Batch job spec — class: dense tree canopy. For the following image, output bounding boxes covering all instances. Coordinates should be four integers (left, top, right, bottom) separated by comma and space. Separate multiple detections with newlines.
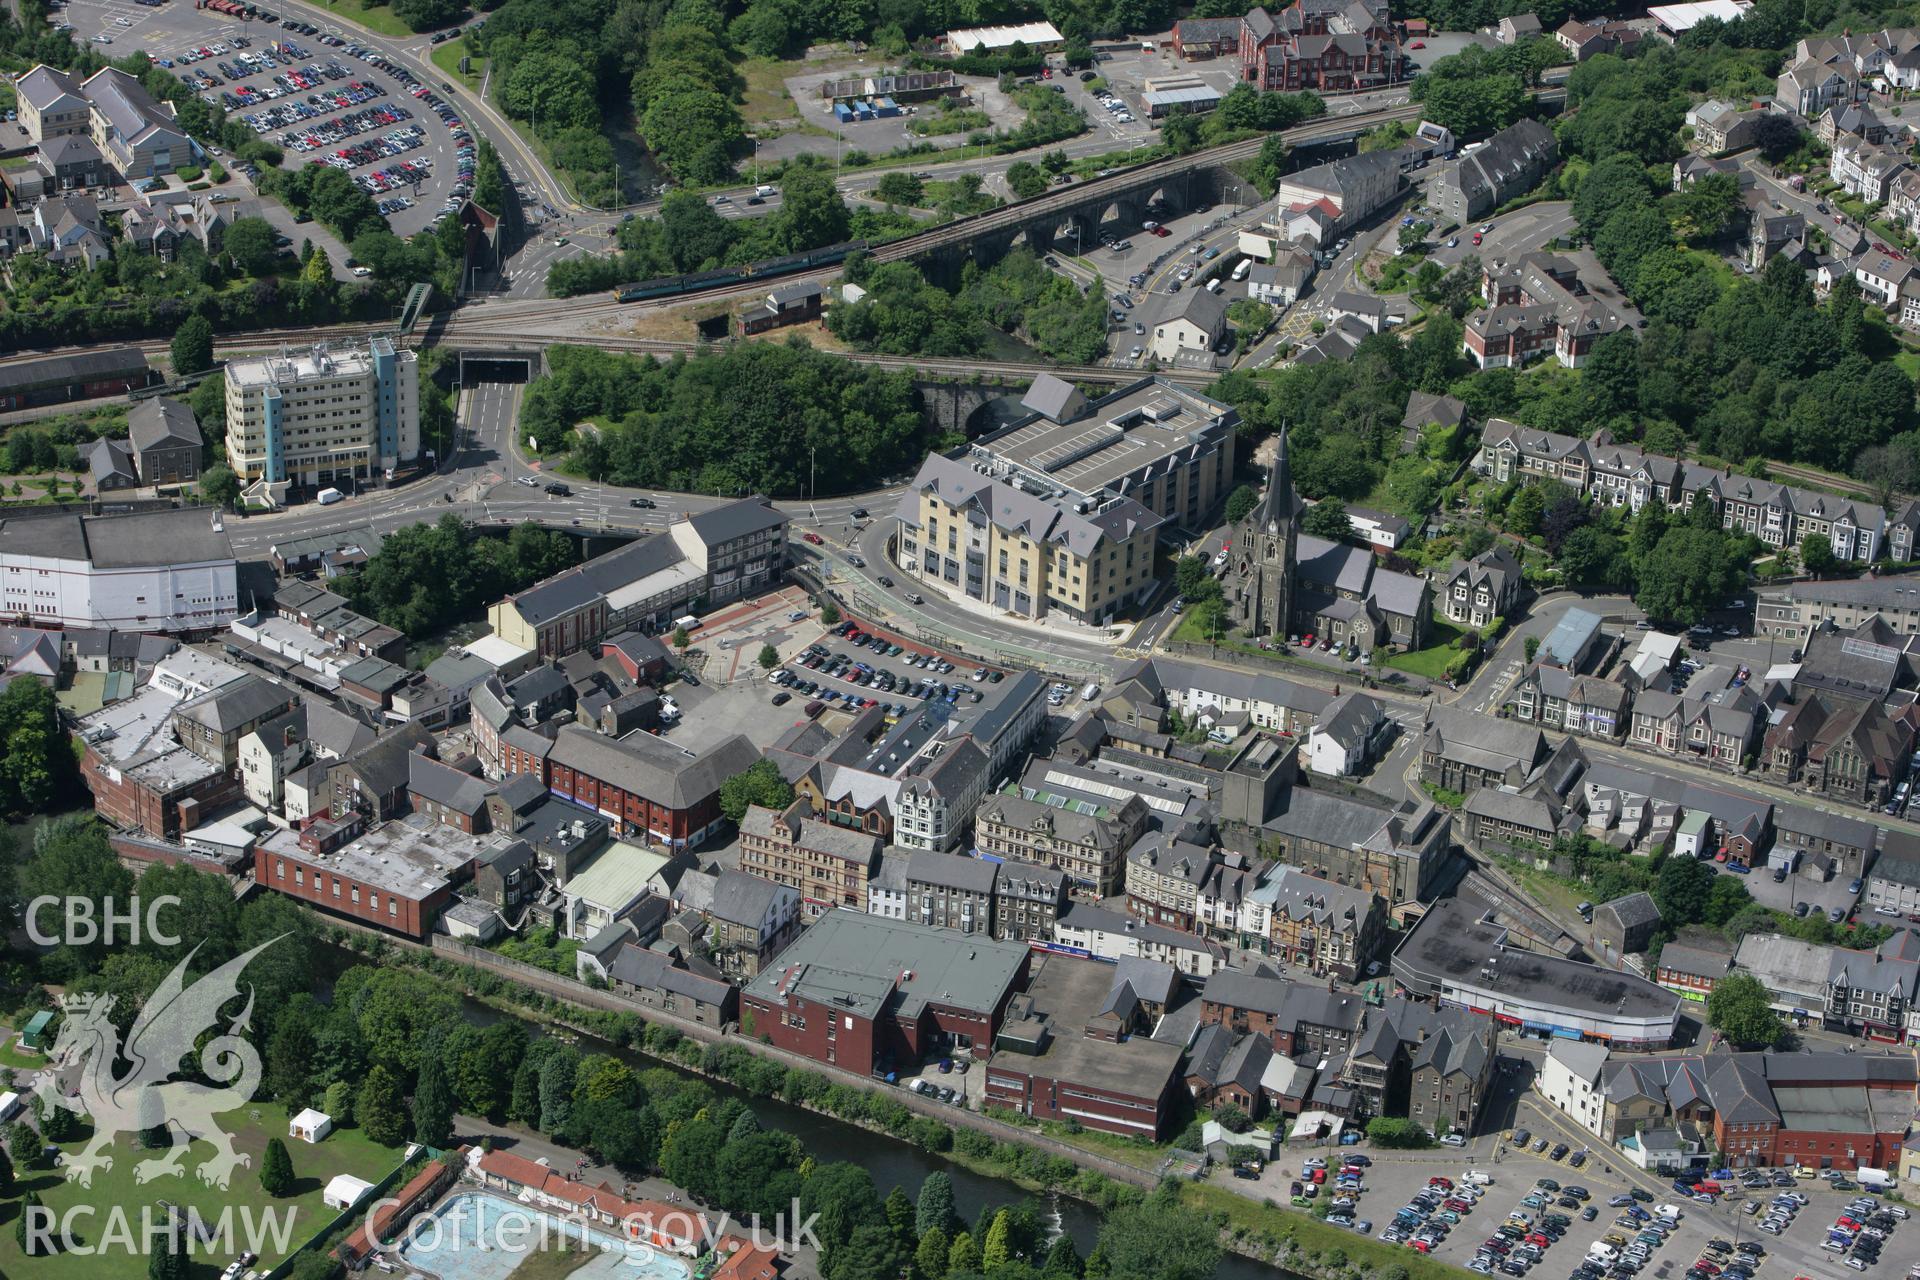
340, 514, 579, 638
528, 341, 930, 496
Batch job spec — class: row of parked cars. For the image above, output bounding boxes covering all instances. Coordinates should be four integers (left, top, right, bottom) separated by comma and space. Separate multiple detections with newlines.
283, 102, 413, 151
1382, 1167, 1486, 1256
1584, 1197, 1684, 1278
1823, 1195, 1905, 1270
314, 126, 424, 172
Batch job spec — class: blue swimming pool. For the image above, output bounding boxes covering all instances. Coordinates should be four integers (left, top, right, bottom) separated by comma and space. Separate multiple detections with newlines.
395, 1190, 693, 1280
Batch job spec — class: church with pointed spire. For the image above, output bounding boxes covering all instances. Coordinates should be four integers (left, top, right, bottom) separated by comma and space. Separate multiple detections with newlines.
1221, 429, 1434, 650
1226, 429, 1301, 638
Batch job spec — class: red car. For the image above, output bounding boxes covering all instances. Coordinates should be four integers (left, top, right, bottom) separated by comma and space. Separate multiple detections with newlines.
802, 532, 823, 545
1410, 38, 1425, 46
1430, 1177, 1454, 1190
1152, 226, 1170, 236
1311, 1168, 1328, 1184
1445, 1198, 1472, 1213
1409, 1240, 1431, 1253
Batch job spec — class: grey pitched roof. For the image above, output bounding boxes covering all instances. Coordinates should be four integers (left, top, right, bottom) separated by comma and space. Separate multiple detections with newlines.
550, 726, 759, 810
15, 65, 83, 112
1159, 282, 1228, 336
507, 536, 687, 626
684, 496, 786, 547
905, 849, 999, 894
86, 437, 136, 486
1202, 969, 1290, 1016
1773, 801, 1876, 849
1185, 1021, 1234, 1083
128, 397, 201, 453
1600, 891, 1662, 930
1368, 567, 1426, 619
608, 943, 733, 1005
706, 870, 788, 929
174, 673, 292, 733
409, 753, 491, 814
1657, 942, 1731, 981
1019, 372, 1088, 423
82, 67, 183, 148
305, 700, 376, 758
343, 720, 436, 795
1298, 533, 1373, 594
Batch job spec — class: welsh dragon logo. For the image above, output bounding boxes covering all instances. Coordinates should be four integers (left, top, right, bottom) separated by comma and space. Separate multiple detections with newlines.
35, 939, 279, 1190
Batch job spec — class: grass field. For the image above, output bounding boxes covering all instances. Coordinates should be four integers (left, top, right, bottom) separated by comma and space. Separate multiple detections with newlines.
431, 38, 485, 93
302, 0, 414, 38
0, 1101, 400, 1280
1385, 619, 1467, 680
738, 56, 802, 125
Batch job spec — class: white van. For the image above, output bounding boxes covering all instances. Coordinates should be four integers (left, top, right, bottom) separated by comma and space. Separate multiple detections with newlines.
316, 487, 344, 505
756, 184, 775, 197
672, 614, 701, 631
1206, 278, 1223, 293
1080, 681, 1100, 702
1231, 259, 1251, 281
1463, 1170, 1493, 1186
1587, 1244, 1618, 1263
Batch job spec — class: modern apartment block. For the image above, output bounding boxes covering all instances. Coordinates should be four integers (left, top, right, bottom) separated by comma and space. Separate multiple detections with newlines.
896, 374, 1236, 625
223, 340, 420, 493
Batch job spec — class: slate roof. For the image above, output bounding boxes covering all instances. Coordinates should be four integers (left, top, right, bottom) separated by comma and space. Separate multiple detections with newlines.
608, 943, 733, 1006
706, 870, 789, 930
1159, 282, 1228, 336
174, 673, 292, 734
85, 437, 136, 488
684, 496, 786, 548
1657, 942, 1732, 981
128, 397, 201, 454
82, 67, 184, 148
551, 726, 759, 810
409, 753, 492, 814
1600, 891, 1662, 931
905, 849, 1000, 894
1313, 692, 1383, 752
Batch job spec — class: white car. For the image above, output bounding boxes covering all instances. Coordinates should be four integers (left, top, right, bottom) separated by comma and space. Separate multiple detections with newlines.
1440, 1134, 1467, 1147
350, 265, 372, 277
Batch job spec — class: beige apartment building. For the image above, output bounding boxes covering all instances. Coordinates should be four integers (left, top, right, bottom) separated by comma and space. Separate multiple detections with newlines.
896, 374, 1237, 625
224, 340, 419, 494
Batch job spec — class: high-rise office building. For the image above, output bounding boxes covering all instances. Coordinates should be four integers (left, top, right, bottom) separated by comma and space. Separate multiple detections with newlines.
224, 339, 419, 490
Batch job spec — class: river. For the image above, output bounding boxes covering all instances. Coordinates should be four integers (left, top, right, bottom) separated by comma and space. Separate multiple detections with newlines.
449, 994, 1291, 1280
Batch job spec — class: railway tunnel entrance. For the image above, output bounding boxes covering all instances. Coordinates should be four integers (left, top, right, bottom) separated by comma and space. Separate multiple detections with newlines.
455, 348, 541, 384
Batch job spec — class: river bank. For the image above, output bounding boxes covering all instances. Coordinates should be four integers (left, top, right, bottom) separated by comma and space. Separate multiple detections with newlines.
329, 929, 1469, 1280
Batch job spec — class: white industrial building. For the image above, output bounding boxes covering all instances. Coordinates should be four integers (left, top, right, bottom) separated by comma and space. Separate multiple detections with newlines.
0, 508, 237, 632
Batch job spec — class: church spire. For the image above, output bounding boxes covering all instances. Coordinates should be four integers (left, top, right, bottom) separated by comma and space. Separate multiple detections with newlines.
1258, 426, 1297, 532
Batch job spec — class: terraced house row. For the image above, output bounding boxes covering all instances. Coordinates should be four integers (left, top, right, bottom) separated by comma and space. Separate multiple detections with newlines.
1475, 419, 1889, 562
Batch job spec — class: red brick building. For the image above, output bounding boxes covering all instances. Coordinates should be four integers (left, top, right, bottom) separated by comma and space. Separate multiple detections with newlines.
742, 910, 1030, 1074
1653, 941, 1731, 1004
1605, 1049, 1917, 1171
520, 725, 760, 853
1238, 0, 1406, 93
984, 955, 1185, 1138
75, 684, 239, 838
254, 816, 473, 938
